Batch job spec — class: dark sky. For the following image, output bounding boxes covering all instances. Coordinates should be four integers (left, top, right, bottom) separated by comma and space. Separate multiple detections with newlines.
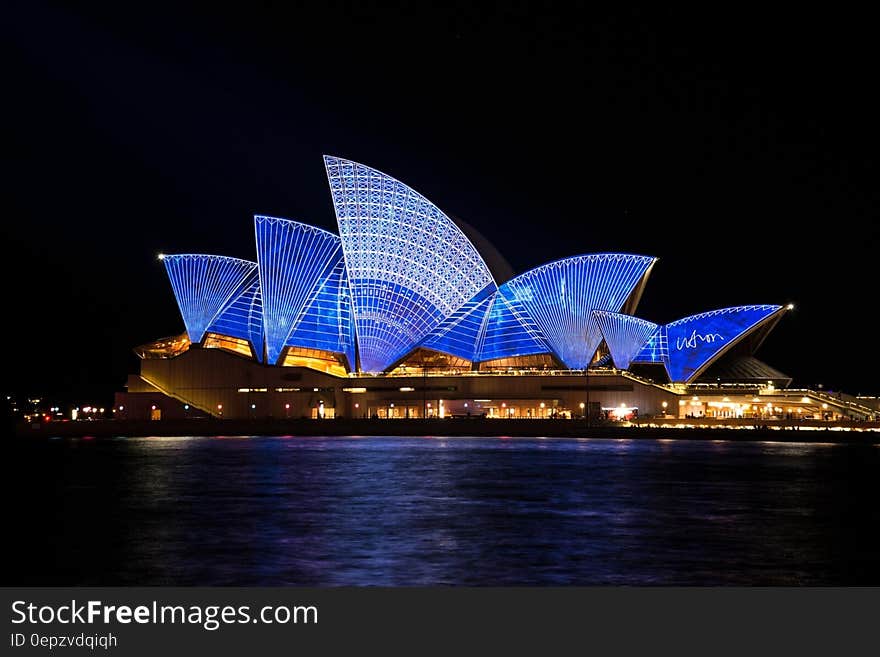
4, 2, 879, 403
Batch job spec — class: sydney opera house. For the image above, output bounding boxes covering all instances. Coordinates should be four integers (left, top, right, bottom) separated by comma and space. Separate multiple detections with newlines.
115, 156, 877, 423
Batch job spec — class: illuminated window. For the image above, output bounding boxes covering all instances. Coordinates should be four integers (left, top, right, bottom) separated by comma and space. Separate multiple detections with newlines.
203, 332, 254, 358
134, 333, 190, 359
387, 348, 472, 375
478, 353, 557, 371
280, 346, 348, 377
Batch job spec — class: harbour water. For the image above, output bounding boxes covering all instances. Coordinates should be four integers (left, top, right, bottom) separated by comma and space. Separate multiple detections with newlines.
7, 436, 880, 585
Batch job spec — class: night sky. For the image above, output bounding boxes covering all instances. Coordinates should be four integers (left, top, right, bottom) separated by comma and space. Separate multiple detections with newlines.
5, 3, 878, 405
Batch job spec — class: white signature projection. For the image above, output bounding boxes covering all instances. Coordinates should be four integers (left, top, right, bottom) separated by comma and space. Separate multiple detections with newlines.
676, 330, 724, 350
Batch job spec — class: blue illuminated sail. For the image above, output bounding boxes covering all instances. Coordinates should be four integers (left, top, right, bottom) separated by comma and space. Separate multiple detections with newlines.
420, 285, 495, 361
163, 254, 258, 344
477, 288, 552, 361
632, 326, 668, 365
324, 155, 495, 372
207, 274, 264, 361
284, 254, 356, 370
153, 158, 792, 384
664, 305, 784, 382
502, 254, 656, 369
255, 216, 343, 365
593, 311, 658, 370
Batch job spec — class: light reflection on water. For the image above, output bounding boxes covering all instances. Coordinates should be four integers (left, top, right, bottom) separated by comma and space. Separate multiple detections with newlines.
9, 436, 880, 586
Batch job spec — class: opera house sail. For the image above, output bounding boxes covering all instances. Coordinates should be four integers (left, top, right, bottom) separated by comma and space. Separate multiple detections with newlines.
118, 155, 854, 423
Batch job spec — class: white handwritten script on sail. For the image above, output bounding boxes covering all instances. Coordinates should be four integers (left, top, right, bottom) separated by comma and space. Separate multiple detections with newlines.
675, 329, 724, 351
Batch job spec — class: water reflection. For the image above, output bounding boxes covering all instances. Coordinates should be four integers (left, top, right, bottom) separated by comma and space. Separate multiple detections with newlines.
7, 436, 880, 585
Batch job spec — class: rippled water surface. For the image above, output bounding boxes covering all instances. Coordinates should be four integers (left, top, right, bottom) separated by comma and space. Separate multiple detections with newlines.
8, 436, 880, 585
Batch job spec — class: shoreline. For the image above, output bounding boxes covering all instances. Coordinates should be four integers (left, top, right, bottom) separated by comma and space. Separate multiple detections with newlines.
13, 417, 880, 444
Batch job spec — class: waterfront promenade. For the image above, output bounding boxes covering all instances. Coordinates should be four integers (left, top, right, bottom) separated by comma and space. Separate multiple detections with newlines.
14, 416, 880, 442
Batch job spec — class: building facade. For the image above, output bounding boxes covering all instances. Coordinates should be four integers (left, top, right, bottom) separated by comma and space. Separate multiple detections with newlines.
116, 156, 877, 423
